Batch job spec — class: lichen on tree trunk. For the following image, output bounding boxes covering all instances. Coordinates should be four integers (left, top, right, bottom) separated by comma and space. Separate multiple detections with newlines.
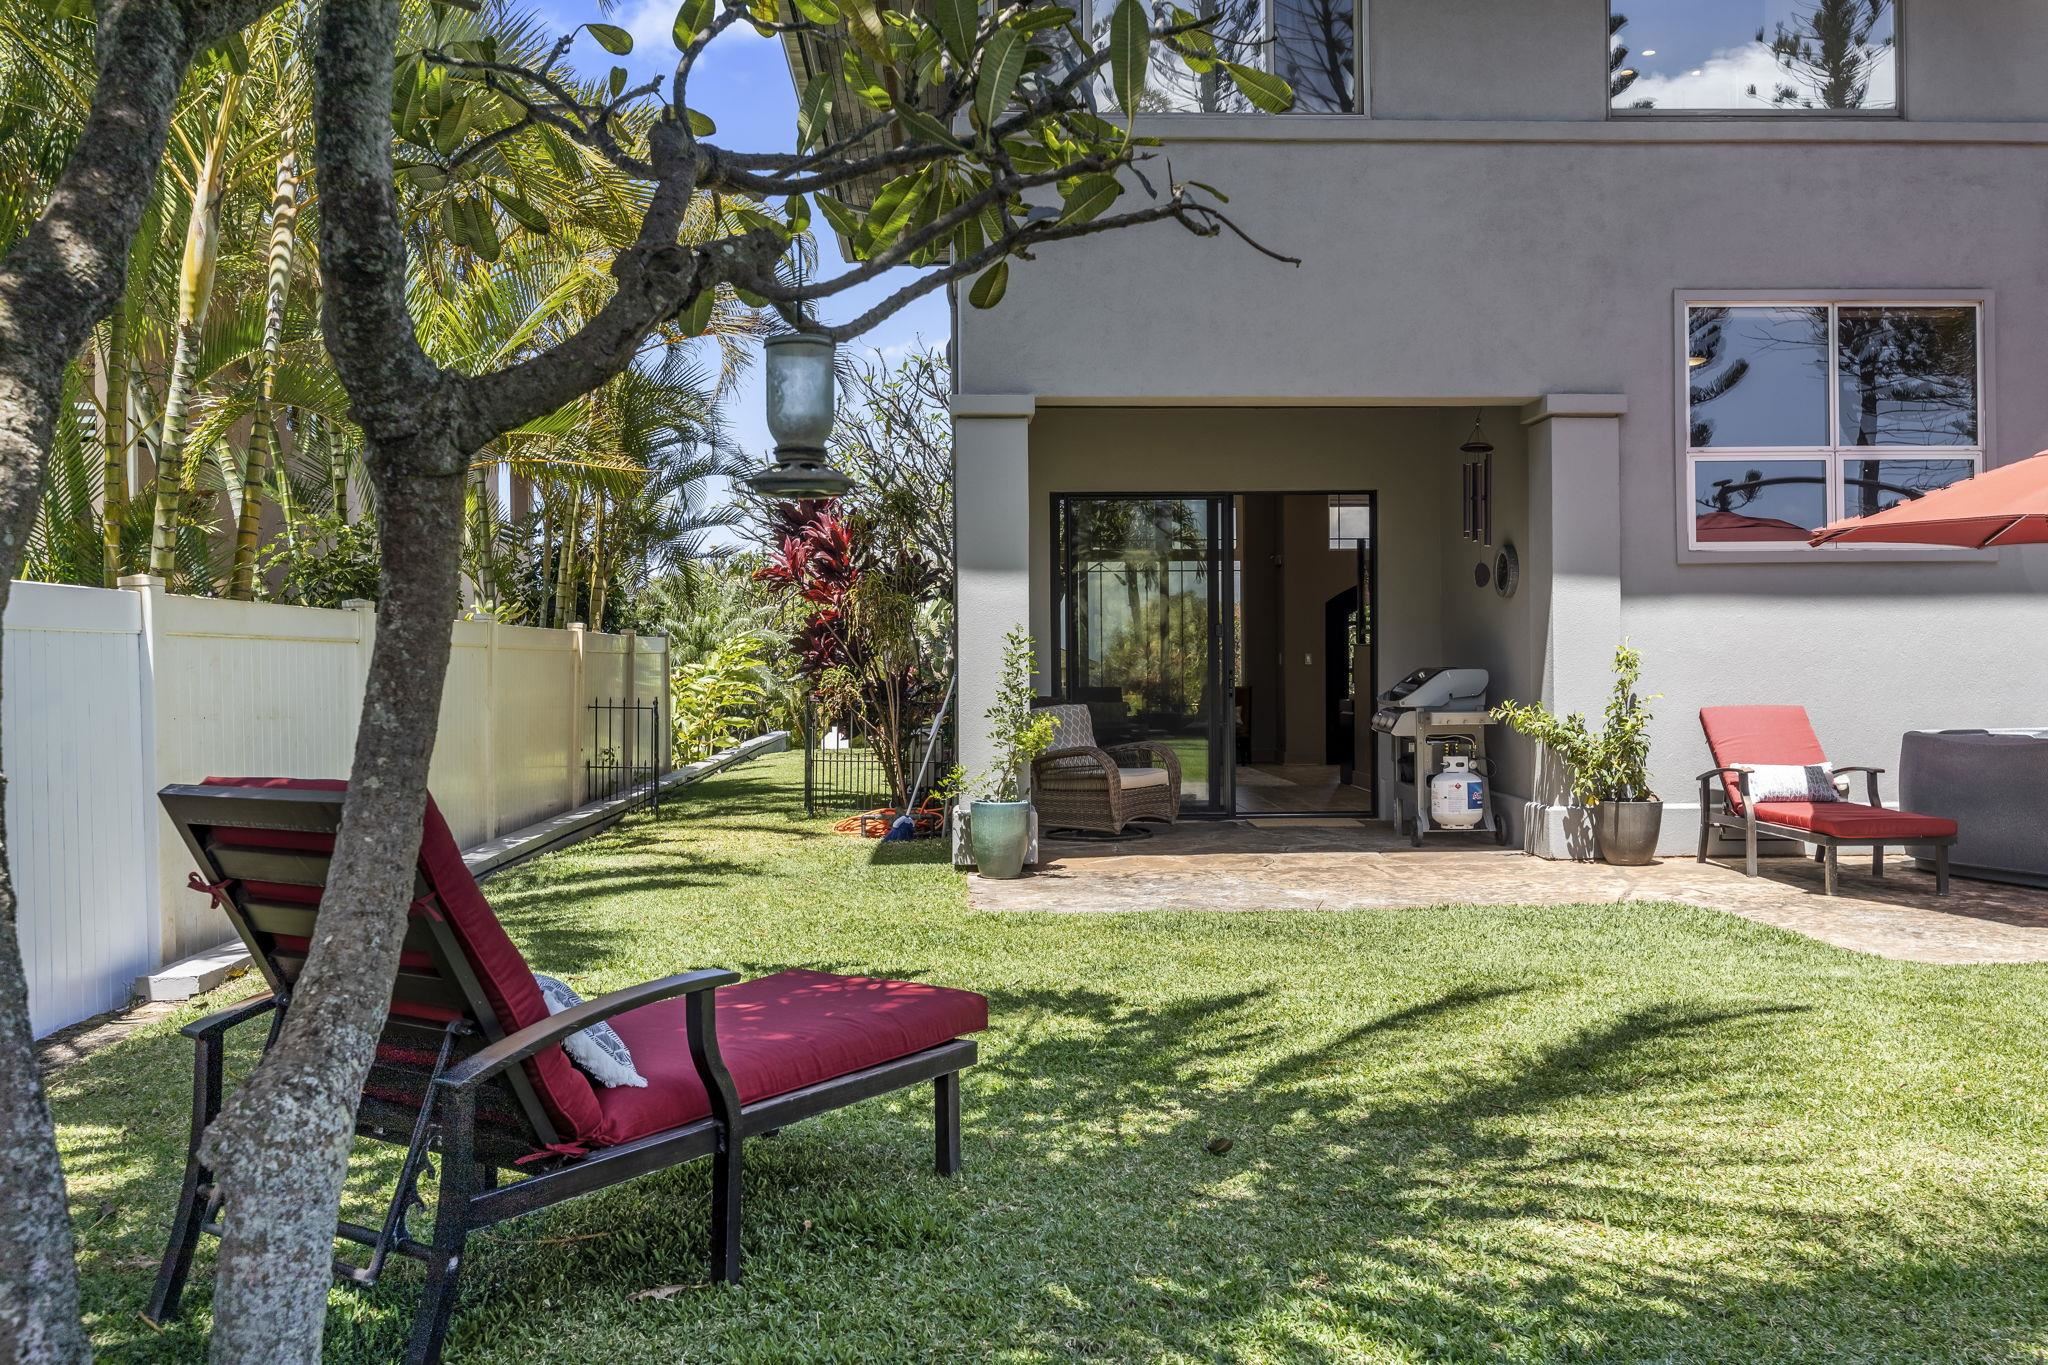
199, 452, 466, 1362
0, 1, 293, 1356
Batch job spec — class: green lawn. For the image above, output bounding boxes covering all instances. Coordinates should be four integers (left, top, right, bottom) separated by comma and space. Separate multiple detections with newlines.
55, 752, 2048, 1362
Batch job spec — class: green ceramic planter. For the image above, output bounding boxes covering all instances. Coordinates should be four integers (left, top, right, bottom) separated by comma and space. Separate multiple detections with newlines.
969, 800, 1032, 879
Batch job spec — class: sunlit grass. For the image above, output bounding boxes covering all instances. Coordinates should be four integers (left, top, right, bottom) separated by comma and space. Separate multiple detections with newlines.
55, 752, 2048, 1362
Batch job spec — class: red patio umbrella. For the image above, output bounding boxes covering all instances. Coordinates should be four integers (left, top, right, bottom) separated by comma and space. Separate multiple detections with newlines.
1810, 450, 2048, 548
1696, 509, 1813, 543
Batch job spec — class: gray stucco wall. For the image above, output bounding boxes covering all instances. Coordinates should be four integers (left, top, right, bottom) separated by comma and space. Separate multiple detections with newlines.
1371, 0, 1602, 121
1365, 0, 2048, 124
950, 4, 2048, 833
960, 138, 2048, 819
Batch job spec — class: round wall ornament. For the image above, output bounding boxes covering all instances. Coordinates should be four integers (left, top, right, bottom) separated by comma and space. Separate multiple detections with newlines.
1494, 542, 1520, 598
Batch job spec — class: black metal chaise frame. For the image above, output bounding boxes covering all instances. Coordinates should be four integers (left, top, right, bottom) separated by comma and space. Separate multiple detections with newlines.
144, 783, 976, 1364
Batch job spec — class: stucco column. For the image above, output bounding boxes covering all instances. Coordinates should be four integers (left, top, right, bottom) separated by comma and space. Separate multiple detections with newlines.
952, 393, 1037, 781
1520, 394, 1627, 859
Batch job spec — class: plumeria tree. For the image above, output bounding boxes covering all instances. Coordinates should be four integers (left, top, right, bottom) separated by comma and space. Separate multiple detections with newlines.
0, 0, 1297, 1358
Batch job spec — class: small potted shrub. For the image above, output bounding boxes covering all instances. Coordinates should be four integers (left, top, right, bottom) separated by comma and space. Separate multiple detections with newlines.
1492, 644, 1661, 865
965, 628, 1055, 879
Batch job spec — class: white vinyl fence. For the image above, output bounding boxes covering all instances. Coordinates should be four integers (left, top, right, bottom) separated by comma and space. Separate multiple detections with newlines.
3, 578, 669, 1037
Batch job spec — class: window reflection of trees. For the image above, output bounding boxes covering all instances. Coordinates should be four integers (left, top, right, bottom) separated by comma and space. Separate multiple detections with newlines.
1696, 466, 1824, 519
1071, 500, 1212, 717
1609, 13, 1649, 108
1094, 0, 1352, 113
1759, 0, 1895, 110
1610, 1, 1895, 111
1837, 307, 1978, 449
1688, 302, 1981, 538
1842, 459, 1977, 518
1686, 307, 1752, 447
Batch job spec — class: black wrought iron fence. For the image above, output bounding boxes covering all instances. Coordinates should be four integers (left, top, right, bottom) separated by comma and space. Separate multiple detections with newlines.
586, 697, 662, 816
803, 704, 953, 815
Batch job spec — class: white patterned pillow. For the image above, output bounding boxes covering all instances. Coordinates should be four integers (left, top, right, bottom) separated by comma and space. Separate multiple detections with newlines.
533, 973, 648, 1088
1738, 763, 1839, 803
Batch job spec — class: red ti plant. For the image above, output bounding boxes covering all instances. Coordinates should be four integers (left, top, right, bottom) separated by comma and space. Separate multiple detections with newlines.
756, 501, 940, 808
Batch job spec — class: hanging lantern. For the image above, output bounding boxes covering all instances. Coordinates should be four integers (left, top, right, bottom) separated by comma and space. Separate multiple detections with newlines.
747, 332, 853, 500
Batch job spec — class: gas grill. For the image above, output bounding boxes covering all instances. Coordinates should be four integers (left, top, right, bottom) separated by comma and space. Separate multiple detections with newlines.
1370, 668, 1509, 846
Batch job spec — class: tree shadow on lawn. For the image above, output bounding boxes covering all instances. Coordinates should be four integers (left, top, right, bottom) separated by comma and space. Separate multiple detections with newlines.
953, 981, 2046, 1362
57, 969, 2048, 1363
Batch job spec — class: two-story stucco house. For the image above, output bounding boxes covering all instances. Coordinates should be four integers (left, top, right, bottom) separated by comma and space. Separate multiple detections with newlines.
791, 2, 2048, 856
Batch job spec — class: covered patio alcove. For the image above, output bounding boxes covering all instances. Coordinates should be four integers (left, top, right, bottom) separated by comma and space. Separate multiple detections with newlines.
954, 394, 1631, 849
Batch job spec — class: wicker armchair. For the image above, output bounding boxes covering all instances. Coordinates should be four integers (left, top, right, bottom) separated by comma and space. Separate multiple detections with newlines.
1030, 704, 1183, 836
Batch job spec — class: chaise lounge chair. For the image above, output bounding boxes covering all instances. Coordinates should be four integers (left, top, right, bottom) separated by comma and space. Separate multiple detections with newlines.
144, 778, 986, 1364
1697, 706, 1959, 896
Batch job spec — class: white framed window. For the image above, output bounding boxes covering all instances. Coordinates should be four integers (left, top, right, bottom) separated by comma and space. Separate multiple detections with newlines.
1680, 296, 1984, 553
1327, 494, 1370, 549
1078, 0, 1364, 114
1610, 1, 1900, 116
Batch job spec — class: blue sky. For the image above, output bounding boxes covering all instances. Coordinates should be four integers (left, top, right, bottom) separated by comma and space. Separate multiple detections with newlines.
527, 2, 949, 526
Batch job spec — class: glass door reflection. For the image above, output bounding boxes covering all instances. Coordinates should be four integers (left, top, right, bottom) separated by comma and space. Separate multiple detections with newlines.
1058, 496, 1230, 811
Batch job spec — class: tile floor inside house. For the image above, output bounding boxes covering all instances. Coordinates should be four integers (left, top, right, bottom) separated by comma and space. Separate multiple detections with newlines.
1231, 763, 1373, 815
972, 819, 2048, 965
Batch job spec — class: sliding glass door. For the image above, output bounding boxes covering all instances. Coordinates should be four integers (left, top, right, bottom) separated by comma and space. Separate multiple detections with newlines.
1055, 496, 1234, 812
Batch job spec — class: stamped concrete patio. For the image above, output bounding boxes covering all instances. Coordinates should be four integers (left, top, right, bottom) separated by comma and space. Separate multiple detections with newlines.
969, 820, 2048, 965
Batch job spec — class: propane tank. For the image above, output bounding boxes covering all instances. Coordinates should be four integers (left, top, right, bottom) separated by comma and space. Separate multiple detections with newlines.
1429, 755, 1486, 829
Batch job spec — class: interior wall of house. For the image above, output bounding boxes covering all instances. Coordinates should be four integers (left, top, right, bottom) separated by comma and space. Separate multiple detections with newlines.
1237, 495, 1284, 763
1029, 406, 1536, 805
1436, 428, 1539, 802
1278, 494, 1363, 766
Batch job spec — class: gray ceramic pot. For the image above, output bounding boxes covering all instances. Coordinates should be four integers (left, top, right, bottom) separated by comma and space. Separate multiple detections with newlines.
969, 800, 1033, 879
1593, 800, 1662, 866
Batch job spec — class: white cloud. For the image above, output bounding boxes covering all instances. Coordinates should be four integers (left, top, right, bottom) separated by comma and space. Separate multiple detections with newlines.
1623, 42, 1896, 111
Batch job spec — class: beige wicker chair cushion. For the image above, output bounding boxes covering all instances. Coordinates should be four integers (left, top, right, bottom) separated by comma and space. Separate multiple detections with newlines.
1035, 704, 1099, 770
1039, 765, 1172, 791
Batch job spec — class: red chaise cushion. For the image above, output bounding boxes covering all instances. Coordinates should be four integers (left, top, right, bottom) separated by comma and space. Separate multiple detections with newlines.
1698, 706, 1830, 813
594, 970, 990, 1147
198, 777, 607, 1144
1752, 801, 1958, 841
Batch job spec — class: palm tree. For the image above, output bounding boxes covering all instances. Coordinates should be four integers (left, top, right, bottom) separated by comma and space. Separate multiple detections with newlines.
15, 0, 760, 628
146, 65, 246, 575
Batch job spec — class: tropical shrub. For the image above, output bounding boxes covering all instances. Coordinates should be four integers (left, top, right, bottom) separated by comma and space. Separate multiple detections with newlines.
756, 501, 946, 808
1492, 644, 1657, 803
255, 512, 382, 609
672, 637, 773, 763
970, 627, 1056, 802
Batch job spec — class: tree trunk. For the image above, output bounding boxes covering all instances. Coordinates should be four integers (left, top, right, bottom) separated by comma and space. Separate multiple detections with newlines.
195, 5, 467, 1351
0, 2, 285, 1356
553, 483, 581, 627
587, 492, 608, 630
147, 73, 244, 578
102, 306, 131, 585
199, 452, 466, 1363
330, 441, 350, 519
230, 145, 301, 599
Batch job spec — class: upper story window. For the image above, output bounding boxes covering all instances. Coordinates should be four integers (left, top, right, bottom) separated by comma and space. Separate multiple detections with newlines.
1683, 298, 1982, 551
1611, 2, 1898, 114
1090, 0, 1359, 114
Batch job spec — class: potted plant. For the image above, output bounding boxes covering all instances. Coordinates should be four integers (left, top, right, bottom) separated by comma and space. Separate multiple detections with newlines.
964, 627, 1055, 879
1492, 644, 1661, 865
